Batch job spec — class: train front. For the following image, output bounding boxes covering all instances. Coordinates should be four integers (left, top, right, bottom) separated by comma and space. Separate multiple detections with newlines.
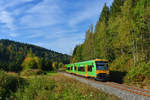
95, 60, 109, 81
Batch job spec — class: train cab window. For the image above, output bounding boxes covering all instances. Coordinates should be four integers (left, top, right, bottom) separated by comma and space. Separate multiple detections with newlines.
88, 65, 92, 72
95, 61, 108, 70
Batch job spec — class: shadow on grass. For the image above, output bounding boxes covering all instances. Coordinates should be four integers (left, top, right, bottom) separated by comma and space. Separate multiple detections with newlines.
109, 71, 127, 84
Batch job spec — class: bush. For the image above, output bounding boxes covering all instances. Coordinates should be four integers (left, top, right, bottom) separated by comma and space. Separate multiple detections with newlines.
15, 76, 55, 100
125, 61, 150, 83
21, 49, 42, 70
0, 70, 25, 99
20, 69, 46, 76
109, 55, 131, 71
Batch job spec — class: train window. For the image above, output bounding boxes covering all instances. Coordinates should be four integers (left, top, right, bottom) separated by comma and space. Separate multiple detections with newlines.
88, 65, 92, 72
74, 66, 76, 71
68, 67, 70, 70
83, 67, 85, 71
79, 67, 81, 71
81, 67, 85, 72
71, 66, 73, 70
78, 66, 85, 72
78, 67, 80, 71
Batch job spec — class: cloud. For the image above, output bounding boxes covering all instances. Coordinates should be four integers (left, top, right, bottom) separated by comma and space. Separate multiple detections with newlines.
9, 33, 17, 37
0, 11, 15, 30
68, 0, 104, 27
0, 0, 34, 11
20, 0, 63, 28
34, 32, 84, 55
0, 0, 114, 54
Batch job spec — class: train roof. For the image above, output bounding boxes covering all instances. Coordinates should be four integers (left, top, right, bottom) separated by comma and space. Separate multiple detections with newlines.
65, 59, 108, 66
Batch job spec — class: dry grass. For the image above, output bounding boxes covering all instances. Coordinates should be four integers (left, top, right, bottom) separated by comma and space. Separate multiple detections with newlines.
14, 73, 121, 100
48, 73, 120, 100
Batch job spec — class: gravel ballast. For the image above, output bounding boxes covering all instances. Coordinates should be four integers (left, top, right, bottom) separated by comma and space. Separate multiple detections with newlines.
60, 72, 150, 100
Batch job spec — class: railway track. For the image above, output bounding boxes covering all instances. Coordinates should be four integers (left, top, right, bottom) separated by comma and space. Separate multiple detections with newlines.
89, 77, 150, 99
60, 72, 150, 100
106, 82, 150, 97
88, 78, 150, 98
105, 82, 150, 98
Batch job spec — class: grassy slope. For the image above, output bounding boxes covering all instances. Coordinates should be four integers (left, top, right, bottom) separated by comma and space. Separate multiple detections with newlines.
14, 73, 120, 100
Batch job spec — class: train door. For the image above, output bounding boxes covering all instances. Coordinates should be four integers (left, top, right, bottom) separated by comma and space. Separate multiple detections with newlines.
85, 64, 87, 77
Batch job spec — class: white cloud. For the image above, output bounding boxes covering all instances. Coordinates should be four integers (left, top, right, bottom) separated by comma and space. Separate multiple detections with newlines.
0, 11, 15, 30
33, 32, 84, 54
68, 1, 103, 27
0, 0, 33, 11
0, 0, 113, 54
9, 33, 17, 37
20, 0, 63, 28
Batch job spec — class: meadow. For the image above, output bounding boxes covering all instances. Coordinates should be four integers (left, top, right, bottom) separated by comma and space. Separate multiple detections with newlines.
0, 70, 120, 100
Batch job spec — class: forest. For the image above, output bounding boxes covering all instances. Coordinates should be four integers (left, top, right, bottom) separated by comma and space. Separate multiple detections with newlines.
72, 0, 150, 85
0, 39, 70, 72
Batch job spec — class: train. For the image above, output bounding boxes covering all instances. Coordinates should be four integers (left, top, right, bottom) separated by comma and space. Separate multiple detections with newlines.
65, 59, 109, 81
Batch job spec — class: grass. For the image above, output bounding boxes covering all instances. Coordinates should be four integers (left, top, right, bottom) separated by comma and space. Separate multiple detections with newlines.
14, 73, 120, 100
0, 70, 120, 100
46, 71, 58, 76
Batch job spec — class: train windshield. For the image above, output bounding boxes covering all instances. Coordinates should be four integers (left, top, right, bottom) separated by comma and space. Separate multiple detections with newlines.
95, 61, 108, 70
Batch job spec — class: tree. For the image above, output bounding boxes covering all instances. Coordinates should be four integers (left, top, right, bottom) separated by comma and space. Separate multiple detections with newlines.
21, 49, 42, 70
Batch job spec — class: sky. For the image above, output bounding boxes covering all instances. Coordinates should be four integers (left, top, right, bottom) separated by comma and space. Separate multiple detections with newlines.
0, 0, 113, 55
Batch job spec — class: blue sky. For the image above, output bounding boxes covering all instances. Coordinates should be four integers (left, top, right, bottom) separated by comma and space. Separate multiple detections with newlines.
0, 0, 113, 55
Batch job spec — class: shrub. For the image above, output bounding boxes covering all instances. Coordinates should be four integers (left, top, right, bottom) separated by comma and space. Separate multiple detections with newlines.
125, 61, 150, 83
20, 69, 45, 76
21, 49, 42, 70
109, 55, 131, 71
0, 70, 25, 99
15, 76, 55, 100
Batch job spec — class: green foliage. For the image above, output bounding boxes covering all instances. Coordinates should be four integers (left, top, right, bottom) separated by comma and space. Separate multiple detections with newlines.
72, 0, 150, 84
126, 61, 150, 82
0, 70, 25, 100
21, 50, 42, 70
15, 74, 119, 100
0, 39, 70, 72
20, 69, 45, 76
0, 71, 119, 100
110, 0, 124, 17
109, 55, 131, 72
15, 76, 55, 100
41, 58, 53, 71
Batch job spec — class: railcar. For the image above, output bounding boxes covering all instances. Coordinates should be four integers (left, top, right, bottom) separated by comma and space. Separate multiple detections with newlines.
65, 59, 109, 81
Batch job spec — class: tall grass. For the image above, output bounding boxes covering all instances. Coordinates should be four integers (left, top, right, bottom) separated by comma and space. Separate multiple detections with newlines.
15, 74, 120, 100
15, 76, 55, 100
0, 70, 120, 100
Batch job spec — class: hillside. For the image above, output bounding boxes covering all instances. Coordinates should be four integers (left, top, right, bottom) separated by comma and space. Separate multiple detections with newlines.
0, 39, 70, 72
72, 0, 150, 87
